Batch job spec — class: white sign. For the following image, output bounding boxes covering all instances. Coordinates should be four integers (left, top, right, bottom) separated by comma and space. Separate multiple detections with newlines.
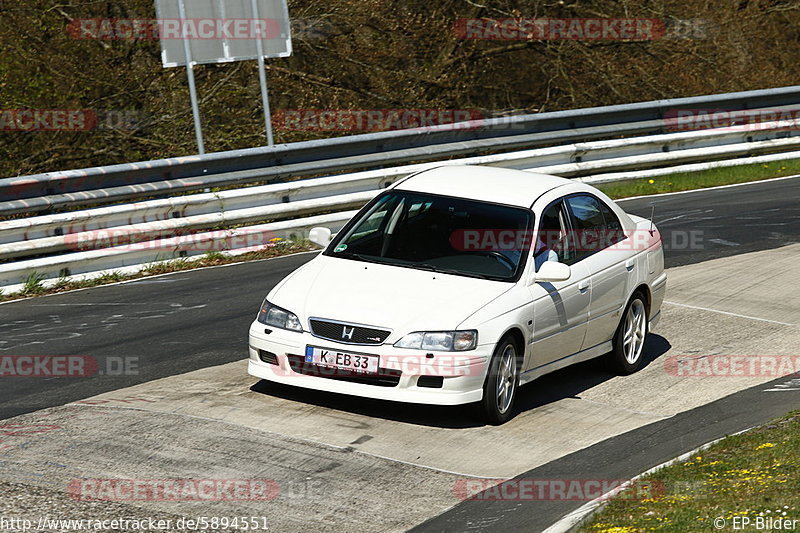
155, 0, 292, 67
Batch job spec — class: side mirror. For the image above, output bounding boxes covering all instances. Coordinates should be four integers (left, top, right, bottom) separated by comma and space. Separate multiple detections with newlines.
308, 227, 332, 248
533, 261, 571, 283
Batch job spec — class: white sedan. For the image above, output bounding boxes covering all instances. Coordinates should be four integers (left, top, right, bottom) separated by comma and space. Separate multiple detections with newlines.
248, 166, 666, 424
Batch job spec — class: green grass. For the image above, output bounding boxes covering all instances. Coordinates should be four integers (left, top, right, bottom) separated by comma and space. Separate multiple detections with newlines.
580, 412, 800, 533
596, 160, 800, 199
142, 258, 191, 276
94, 271, 126, 284
204, 251, 226, 262
21, 271, 46, 295
51, 273, 71, 291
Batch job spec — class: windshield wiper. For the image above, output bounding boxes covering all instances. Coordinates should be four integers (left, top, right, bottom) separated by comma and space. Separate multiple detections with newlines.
411, 262, 489, 280
335, 251, 384, 264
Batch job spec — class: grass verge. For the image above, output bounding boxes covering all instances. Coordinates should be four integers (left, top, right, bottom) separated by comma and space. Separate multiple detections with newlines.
596, 160, 800, 199
21, 271, 46, 296
0, 240, 317, 304
580, 411, 800, 533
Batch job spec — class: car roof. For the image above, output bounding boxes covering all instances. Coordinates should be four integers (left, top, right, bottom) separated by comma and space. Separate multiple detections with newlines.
393, 165, 574, 208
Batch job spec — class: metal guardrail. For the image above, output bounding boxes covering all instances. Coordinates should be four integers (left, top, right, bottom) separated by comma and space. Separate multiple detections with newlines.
3, 85, 800, 210
3, 86, 800, 293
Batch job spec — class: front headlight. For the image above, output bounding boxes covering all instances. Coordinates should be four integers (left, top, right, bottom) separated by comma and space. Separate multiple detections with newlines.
256, 299, 303, 332
394, 330, 477, 351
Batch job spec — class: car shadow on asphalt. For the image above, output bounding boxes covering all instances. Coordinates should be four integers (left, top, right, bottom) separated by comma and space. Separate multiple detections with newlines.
513, 333, 671, 412
249, 334, 672, 429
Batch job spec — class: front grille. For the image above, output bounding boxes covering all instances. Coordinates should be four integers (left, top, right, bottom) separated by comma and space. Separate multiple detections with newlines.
309, 319, 391, 345
286, 355, 401, 387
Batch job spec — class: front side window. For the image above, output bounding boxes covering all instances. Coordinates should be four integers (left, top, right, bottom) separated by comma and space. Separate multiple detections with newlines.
326, 190, 533, 281
535, 200, 577, 268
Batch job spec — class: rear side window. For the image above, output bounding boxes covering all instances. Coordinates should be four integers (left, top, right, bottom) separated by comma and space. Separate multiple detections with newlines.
598, 199, 623, 232
565, 195, 625, 261
597, 198, 626, 245
567, 195, 605, 231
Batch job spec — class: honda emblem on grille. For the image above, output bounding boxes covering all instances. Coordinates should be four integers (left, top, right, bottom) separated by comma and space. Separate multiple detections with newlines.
341, 326, 355, 340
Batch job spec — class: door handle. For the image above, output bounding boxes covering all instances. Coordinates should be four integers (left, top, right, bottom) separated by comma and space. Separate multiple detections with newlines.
625, 259, 635, 271
578, 280, 589, 292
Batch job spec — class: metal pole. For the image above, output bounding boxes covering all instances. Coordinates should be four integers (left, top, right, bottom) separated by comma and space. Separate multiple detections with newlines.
250, 0, 275, 147
178, 0, 206, 154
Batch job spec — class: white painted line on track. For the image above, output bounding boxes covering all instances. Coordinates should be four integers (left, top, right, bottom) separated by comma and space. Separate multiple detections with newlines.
663, 301, 796, 327
763, 377, 800, 392
708, 238, 741, 247
652, 210, 706, 225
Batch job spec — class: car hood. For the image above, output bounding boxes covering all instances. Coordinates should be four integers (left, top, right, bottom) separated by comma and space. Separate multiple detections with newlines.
268, 255, 513, 339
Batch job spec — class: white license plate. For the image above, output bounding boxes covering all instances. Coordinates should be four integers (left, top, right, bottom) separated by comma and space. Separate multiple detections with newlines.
305, 346, 379, 374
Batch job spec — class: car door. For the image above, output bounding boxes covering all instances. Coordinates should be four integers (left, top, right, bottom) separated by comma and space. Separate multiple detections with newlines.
564, 194, 633, 351
526, 199, 591, 371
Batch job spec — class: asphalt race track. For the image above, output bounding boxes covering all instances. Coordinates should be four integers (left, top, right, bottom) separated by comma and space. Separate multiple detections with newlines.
1, 175, 799, 532
631, 175, 800, 266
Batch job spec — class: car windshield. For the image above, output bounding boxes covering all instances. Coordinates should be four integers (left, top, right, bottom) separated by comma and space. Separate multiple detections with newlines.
325, 190, 534, 281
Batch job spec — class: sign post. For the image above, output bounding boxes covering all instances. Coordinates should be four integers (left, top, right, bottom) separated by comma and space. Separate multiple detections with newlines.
176, 0, 205, 154
250, 0, 275, 146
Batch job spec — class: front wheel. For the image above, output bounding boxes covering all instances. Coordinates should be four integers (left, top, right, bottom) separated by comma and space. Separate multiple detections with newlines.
479, 336, 520, 425
607, 292, 648, 375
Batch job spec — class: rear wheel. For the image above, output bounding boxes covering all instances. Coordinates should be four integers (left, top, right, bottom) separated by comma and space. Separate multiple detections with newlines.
608, 292, 648, 375
480, 336, 520, 425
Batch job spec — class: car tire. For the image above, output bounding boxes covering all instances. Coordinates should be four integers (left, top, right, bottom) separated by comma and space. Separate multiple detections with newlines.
608, 292, 649, 375
480, 335, 520, 425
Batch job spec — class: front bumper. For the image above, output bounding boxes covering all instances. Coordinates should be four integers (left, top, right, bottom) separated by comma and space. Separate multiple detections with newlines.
247, 321, 489, 405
